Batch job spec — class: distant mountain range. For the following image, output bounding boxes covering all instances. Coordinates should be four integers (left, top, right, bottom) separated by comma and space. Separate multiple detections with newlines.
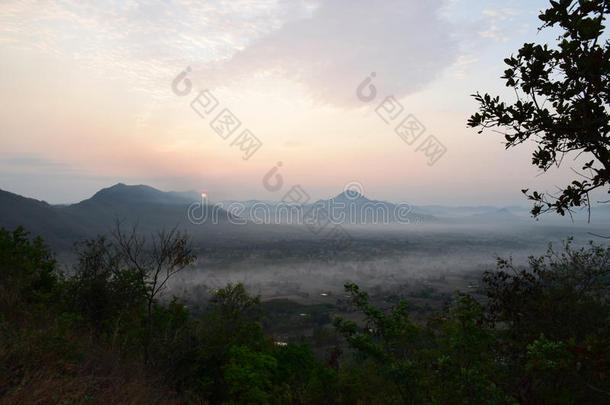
88, 183, 201, 206
309, 190, 436, 224
1, 183, 607, 250
219, 189, 436, 225
0, 183, 233, 249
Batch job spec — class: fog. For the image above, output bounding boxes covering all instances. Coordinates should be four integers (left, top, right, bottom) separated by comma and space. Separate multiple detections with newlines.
166, 221, 605, 308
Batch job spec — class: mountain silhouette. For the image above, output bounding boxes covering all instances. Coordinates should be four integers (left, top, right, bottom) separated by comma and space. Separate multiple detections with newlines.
328, 190, 367, 202
0, 184, 233, 249
310, 191, 436, 224
89, 183, 199, 205
0, 189, 76, 243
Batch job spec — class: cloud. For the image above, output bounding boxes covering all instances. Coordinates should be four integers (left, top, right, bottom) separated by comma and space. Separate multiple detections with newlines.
195, 0, 458, 107
0, 0, 457, 106
0, 0, 312, 100
479, 7, 522, 42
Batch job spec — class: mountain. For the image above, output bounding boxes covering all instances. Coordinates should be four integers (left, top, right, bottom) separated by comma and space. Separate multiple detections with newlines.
9, 183, 600, 252
412, 203, 610, 224
309, 191, 437, 225
88, 183, 197, 205
87, 183, 201, 206
0, 189, 83, 245
216, 199, 304, 225
220, 191, 437, 225
0, 184, 234, 249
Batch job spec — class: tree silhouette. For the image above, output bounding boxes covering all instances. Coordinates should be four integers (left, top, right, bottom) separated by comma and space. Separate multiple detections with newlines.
468, 0, 609, 218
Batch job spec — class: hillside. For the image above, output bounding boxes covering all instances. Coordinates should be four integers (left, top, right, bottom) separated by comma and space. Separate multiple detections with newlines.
0, 184, 234, 249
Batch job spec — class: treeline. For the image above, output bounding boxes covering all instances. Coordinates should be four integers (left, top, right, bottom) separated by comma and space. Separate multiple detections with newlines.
1, 226, 609, 404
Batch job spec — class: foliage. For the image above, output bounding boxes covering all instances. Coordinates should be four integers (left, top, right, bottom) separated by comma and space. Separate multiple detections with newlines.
335, 286, 515, 404
468, 0, 610, 217
0, 226, 58, 315
484, 238, 610, 343
112, 221, 196, 317
333, 283, 422, 402
482, 239, 610, 402
65, 236, 145, 330
222, 346, 277, 404
1, 225, 609, 403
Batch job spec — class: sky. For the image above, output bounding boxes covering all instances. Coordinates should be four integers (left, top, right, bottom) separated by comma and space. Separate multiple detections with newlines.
0, 0, 587, 206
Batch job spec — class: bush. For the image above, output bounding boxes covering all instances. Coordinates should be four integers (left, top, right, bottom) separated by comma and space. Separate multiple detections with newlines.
0, 226, 58, 315
2, 226, 608, 403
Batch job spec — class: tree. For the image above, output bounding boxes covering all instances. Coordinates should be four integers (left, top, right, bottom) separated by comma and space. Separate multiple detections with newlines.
0, 226, 57, 315
222, 346, 277, 405
483, 240, 610, 402
468, 0, 610, 218
112, 221, 196, 323
68, 236, 145, 328
202, 282, 265, 354
112, 221, 196, 362
333, 283, 421, 403
333, 283, 515, 404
